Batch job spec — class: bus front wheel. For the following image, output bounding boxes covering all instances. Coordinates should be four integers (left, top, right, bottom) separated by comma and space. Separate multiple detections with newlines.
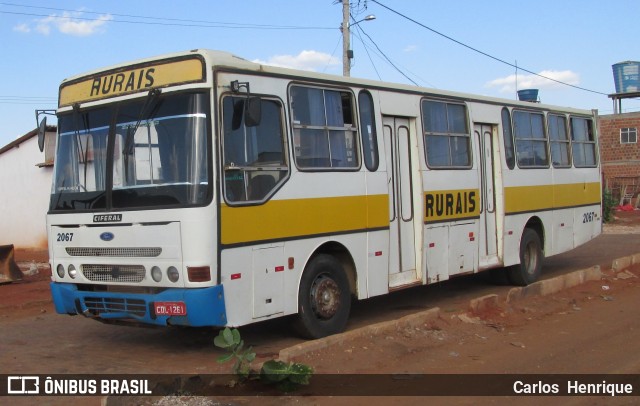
508, 228, 543, 286
294, 254, 351, 339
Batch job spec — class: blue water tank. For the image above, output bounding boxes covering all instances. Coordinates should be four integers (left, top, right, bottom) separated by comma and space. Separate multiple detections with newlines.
517, 89, 539, 102
612, 61, 640, 93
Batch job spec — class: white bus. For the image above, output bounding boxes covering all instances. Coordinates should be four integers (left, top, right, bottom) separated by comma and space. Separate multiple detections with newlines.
43, 50, 601, 338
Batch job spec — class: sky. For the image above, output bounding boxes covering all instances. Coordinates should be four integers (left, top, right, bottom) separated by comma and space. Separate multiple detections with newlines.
1, 0, 639, 148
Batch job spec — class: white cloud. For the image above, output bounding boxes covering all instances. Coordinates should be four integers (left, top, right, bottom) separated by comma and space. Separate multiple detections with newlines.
253, 50, 339, 72
403, 45, 418, 53
33, 11, 112, 36
13, 23, 30, 33
486, 70, 580, 93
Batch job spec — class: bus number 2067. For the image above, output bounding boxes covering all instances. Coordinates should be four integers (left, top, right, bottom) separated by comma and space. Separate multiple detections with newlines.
56, 233, 74, 242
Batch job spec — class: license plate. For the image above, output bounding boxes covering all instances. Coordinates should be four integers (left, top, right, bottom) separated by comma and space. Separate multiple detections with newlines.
154, 301, 186, 316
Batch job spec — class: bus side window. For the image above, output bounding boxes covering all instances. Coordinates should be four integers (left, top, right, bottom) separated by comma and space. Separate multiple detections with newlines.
549, 114, 571, 168
290, 86, 359, 169
501, 108, 515, 169
513, 110, 548, 168
358, 90, 379, 171
422, 99, 471, 168
570, 117, 597, 167
222, 96, 288, 203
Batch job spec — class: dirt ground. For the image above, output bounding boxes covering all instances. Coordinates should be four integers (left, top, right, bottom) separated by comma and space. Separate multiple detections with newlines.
2, 209, 640, 405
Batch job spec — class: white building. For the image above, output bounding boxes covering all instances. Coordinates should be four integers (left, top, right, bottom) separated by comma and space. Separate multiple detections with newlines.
0, 126, 56, 259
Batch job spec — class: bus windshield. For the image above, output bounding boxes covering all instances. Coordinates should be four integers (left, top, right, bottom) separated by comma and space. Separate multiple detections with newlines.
51, 91, 210, 211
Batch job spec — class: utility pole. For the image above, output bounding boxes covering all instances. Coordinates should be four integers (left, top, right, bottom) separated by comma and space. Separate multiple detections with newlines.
341, 1, 375, 77
342, 0, 351, 77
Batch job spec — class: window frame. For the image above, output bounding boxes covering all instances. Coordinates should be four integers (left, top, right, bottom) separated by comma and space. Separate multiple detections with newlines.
289, 84, 361, 171
357, 90, 379, 172
220, 94, 290, 205
548, 113, 571, 168
51, 90, 214, 212
513, 109, 550, 169
421, 98, 472, 169
620, 127, 638, 144
570, 116, 598, 168
501, 107, 515, 170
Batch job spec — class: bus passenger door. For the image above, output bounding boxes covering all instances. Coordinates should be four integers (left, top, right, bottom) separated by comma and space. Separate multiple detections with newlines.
475, 124, 499, 266
383, 116, 419, 288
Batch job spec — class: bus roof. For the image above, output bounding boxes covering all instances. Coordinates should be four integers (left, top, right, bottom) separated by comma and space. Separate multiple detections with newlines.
60, 49, 595, 116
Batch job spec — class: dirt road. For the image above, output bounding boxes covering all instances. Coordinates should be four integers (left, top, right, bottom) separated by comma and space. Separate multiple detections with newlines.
1, 212, 640, 405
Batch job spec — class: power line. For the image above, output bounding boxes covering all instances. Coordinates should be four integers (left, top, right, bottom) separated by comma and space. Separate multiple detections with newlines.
322, 33, 344, 74
0, 3, 334, 30
351, 22, 418, 86
2, 1, 293, 27
1, 10, 334, 30
0, 96, 56, 100
0, 101, 56, 105
351, 24, 382, 81
353, 23, 439, 88
348, 13, 382, 81
370, 0, 609, 96
0, 96, 57, 105
347, 5, 435, 87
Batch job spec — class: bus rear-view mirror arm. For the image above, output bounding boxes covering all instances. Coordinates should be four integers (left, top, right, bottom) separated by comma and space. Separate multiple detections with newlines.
230, 80, 262, 128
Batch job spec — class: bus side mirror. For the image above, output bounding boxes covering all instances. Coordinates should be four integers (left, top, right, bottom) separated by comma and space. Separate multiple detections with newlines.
37, 117, 47, 152
245, 96, 262, 127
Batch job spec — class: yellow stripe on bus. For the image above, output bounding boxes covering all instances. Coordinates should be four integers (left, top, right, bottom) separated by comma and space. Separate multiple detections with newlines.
220, 194, 389, 246
59, 56, 205, 107
505, 182, 601, 214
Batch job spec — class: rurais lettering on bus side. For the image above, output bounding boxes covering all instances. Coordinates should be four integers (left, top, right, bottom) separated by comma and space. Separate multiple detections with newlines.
424, 189, 479, 223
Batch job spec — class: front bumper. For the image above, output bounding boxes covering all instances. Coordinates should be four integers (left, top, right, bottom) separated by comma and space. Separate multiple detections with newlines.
50, 282, 227, 327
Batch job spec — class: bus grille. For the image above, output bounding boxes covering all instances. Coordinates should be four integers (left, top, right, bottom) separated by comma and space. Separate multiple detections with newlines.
66, 247, 162, 257
83, 296, 147, 317
82, 265, 146, 283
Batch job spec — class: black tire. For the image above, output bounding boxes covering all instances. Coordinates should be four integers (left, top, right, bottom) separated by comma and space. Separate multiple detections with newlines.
508, 228, 543, 286
294, 254, 351, 339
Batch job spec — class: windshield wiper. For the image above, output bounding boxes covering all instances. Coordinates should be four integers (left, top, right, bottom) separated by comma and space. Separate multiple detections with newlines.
71, 103, 90, 192
123, 89, 162, 182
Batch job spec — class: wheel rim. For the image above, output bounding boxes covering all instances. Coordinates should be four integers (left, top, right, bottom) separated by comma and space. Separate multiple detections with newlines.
309, 274, 341, 320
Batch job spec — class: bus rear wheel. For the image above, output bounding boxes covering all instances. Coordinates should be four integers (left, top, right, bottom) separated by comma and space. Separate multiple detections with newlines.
508, 228, 543, 286
294, 254, 351, 339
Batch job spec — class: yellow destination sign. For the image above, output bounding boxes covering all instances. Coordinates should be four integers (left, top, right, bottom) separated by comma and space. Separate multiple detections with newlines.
59, 56, 205, 107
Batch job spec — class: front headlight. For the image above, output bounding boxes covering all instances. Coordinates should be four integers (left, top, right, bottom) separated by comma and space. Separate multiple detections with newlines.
167, 266, 179, 283
151, 266, 162, 282
68, 264, 77, 279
